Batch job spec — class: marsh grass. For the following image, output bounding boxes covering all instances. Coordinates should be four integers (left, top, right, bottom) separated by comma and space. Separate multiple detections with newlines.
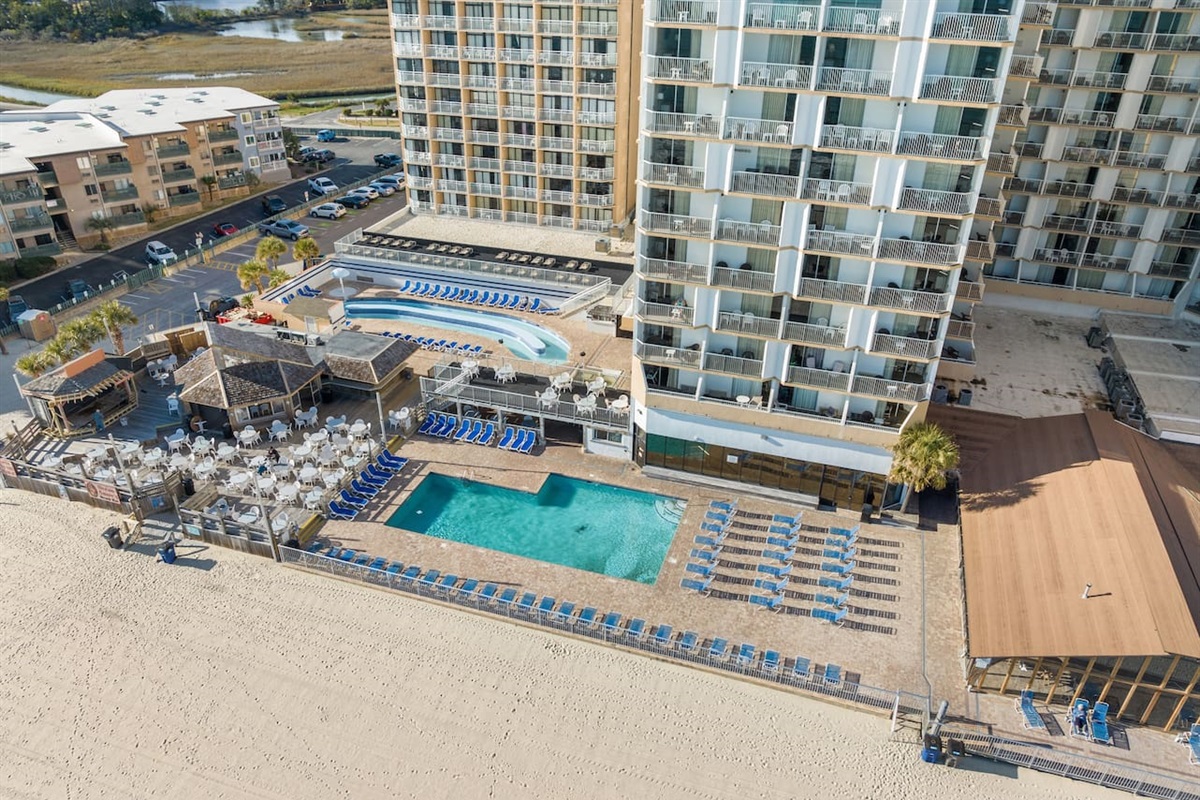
1, 28, 392, 98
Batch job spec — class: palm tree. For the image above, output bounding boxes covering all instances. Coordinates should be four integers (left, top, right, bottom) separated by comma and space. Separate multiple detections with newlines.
58, 316, 104, 357
255, 235, 288, 269
88, 300, 139, 356
292, 236, 320, 270
15, 351, 55, 377
267, 268, 291, 288
888, 422, 960, 513
237, 258, 269, 293
85, 216, 117, 248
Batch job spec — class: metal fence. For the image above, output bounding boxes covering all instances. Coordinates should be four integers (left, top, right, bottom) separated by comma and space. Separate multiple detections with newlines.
279, 545, 929, 717
941, 727, 1200, 800
286, 125, 401, 141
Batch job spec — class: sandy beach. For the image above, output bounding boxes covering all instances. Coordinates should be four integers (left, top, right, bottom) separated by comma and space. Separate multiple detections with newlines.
0, 490, 1126, 800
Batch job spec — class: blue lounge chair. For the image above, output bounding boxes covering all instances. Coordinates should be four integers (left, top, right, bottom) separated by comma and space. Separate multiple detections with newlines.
1091, 702, 1112, 746
491, 294, 507, 307
824, 547, 856, 561
497, 427, 516, 450
736, 643, 755, 666
1069, 699, 1091, 738
338, 550, 356, 562
577, 606, 597, 627
554, 601, 576, 624
749, 594, 784, 612
516, 592, 537, 614
479, 583, 498, 603
438, 285, 454, 299
710, 500, 736, 512
506, 295, 521, 309
757, 563, 792, 578
767, 534, 799, 548
818, 575, 853, 591
815, 592, 849, 608
367, 556, 387, 570
371, 457, 399, 477
538, 305, 558, 315
811, 607, 848, 625
772, 513, 800, 526
350, 478, 379, 499
680, 577, 712, 594
685, 562, 717, 578
439, 574, 459, 592
678, 631, 699, 652
360, 467, 388, 487
516, 429, 536, 454
305, 540, 324, 553
694, 535, 723, 548
825, 664, 842, 685
322, 546, 340, 558
418, 569, 441, 589
477, 291, 492, 306
699, 522, 727, 535
793, 657, 811, 680
385, 562, 404, 575
464, 290, 479, 304
443, 342, 459, 353
476, 422, 496, 446
652, 624, 673, 647
400, 565, 420, 582
397, 280, 411, 293
436, 415, 458, 437
1016, 690, 1046, 731
464, 420, 484, 443
708, 638, 729, 660
418, 415, 438, 435
768, 524, 797, 536
497, 587, 518, 608
380, 449, 408, 468
826, 560, 855, 575
527, 298, 544, 313
327, 501, 357, 520
763, 650, 781, 673
828, 525, 859, 540
350, 554, 372, 566
826, 533, 858, 549
432, 339, 449, 352
469, 345, 483, 353
626, 618, 646, 640
338, 489, 368, 509
763, 548, 794, 562
1188, 724, 1200, 765
754, 577, 788, 593
601, 611, 622, 635
537, 596, 556, 617
459, 578, 478, 597
689, 547, 721, 563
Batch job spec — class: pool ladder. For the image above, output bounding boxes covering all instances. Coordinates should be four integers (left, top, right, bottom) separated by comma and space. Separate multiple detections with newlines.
655, 497, 687, 526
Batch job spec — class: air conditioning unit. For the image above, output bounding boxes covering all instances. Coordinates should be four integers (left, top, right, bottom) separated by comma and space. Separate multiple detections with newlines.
594, 236, 610, 253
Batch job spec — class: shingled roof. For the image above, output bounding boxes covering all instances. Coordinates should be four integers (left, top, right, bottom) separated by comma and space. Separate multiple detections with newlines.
203, 321, 316, 365
319, 331, 417, 386
178, 358, 322, 409
23, 359, 133, 400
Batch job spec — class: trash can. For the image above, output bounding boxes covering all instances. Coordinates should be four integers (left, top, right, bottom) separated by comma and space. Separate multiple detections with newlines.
921, 733, 943, 764
101, 525, 124, 549
931, 384, 949, 404
157, 543, 177, 564
958, 388, 973, 407
182, 476, 196, 496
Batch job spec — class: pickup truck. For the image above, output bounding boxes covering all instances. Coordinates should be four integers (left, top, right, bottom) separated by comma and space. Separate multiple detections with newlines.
257, 219, 311, 240
374, 153, 403, 168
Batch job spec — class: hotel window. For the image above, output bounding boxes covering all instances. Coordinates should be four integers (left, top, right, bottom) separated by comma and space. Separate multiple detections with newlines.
249, 156, 260, 168
244, 135, 256, 147
240, 112, 252, 124
593, 430, 623, 444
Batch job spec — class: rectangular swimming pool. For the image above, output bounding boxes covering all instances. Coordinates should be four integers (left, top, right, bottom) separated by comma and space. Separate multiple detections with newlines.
385, 473, 684, 584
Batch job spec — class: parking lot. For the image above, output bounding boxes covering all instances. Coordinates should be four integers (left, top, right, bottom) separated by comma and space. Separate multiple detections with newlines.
7, 135, 404, 316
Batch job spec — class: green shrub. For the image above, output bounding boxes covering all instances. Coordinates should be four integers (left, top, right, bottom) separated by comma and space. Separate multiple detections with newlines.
10, 256, 56, 280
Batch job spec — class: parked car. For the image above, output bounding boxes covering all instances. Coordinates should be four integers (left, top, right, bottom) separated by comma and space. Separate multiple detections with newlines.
316, 129, 336, 142
65, 278, 93, 302
367, 181, 396, 196
374, 175, 406, 192
261, 195, 287, 215
310, 202, 346, 220
308, 177, 338, 196
145, 240, 178, 266
6, 294, 27, 318
198, 295, 240, 321
297, 146, 316, 160
212, 222, 239, 237
308, 148, 335, 163
334, 194, 370, 210
374, 153, 402, 168
348, 186, 379, 200
257, 219, 311, 240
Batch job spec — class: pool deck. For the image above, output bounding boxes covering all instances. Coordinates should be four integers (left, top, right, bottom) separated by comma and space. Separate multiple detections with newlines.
318, 429, 955, 706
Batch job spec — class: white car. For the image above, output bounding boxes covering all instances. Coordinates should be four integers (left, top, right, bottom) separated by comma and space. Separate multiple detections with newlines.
310, 202, 346, 220
145, 240, 178, 266
367, 181, 396, 196
348, 186, 379, 200
374, 175, 404, 190
308, 177, 338, 196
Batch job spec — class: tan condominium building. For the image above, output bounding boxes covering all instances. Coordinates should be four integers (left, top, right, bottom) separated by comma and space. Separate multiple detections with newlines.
389, 0, 642, 233
0, 87, 288, 255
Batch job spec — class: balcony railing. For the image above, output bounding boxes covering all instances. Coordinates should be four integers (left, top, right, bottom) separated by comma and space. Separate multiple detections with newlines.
156, 143, 190, 158
730, 171, 799, 198
161, 168, 195, 183
869, 286, 953, 314
877, 238, 963, 266
1061, 109, 1115, 128
650, 56, 714, 83
637, 298, 696, 326
94, 160, 133, 177
819, 124, 895, 154
785, 366, 851, 392
998, 104, 1029, 126
806, 229, 876, 258
0, 185, 43, 204
816, 67, 893, 96
643, 161, 706, 188
208, 127, 239, 142
1147, 74, 1200, 94
920, 75, 999, 103
1043, 181, 1093, 198
1149, 33, 1200, 52
739, 59, 812, 92
795, 275, 868, 305
745, 2, 820, 30
956, 280, 985, 302
1162, 227, 1200, 245
645, 110, 720, 137
1061, 145, 1113, 165
1094, 31, 1148, 49
967, 240, 994, 261
975, 196, 1003, 218
1135, 114, 1187, 133
1041, 28, 1074, 46
716, 311, 783, 338
800, 178, 872, 205
896, 131, 986, 161
8, 214, 52, 232
986, 151, 1016, 173
703, 351, 764, 378
1043, 214, 1090, 233
1112, 151, 1166, 170
946, 320, 974, 341
636, 341, 703, 369
852, 375, 928, 403
102, 186, 138, 202
1163, 192, 1199, 210
724, 116, 793, 144
1022, 2, 1054, 25
638, 255, 709, 284
1033, 247, 1082, 265
1093, 220, 1142, 238
167, 192, 201, 207
711, 266, 776, 293
781, 320, 849, 348
715, 219, 781, 246
1080, 252, 1131, 272
823, 7, 900, 35
1008, 55, 1040, 78
213, 150, 243, 165
639, 211, 712, 238
109, 210, 147, 227
931, 12, 1013, 42
217, 174, 247, 191
898, 187, 972, 215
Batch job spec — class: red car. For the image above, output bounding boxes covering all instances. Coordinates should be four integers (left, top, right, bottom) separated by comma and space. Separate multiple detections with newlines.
212, 222, 239, 236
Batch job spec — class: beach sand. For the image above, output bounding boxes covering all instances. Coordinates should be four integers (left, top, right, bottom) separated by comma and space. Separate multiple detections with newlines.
0, 490, 1126, 800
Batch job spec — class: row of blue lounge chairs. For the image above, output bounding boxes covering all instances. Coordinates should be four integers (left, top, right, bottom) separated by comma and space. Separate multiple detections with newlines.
419, 413, 498, 446
812, 525, 859, 625
396, 280, 559, 315
280, 285, 322, 305
498, 426, 537, 454
377, 332, 483, 355
1067, 697, 1113, 745
326, 450, 408, 520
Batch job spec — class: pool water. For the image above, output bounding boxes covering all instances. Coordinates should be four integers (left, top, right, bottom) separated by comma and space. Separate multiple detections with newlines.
346, 297, 570, 363
386, 473, 683, 584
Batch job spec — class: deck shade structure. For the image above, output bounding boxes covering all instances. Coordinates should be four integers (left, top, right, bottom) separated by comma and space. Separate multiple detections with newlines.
20, 350, 138, 438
